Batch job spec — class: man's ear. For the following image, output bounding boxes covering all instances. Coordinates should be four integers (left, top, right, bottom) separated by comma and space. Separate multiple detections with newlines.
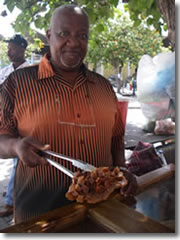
46, 29, 51, 43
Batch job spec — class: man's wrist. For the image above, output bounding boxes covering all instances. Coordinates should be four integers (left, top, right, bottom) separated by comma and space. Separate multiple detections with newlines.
10, 136, 21, 157
119, 166, 128, 172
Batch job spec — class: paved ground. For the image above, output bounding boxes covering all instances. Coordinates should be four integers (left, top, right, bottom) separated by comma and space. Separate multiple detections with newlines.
0, 95, 144, 231
0, 159, 14, 230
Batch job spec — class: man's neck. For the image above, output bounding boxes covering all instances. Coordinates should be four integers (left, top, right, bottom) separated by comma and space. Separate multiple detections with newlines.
13, 59, 26, 70
57, 69, 80, 86
50, 60, 82, 86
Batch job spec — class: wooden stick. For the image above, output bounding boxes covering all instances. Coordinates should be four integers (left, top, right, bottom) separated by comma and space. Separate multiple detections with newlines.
88, 198, 174, 233
136, 163, 175, 193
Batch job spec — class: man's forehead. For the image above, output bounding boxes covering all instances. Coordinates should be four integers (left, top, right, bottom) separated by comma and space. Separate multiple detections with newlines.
55, 10, 88, 22
8, 42, 24, 49
56, 5, 86, 17
51, 6, 89, 27
60, 6, 85, 15
55, 20, 88, 30
53, 12, 89, 31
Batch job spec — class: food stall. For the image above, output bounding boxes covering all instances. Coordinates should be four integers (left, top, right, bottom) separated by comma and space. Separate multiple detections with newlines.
1, 102, 175, 233
1, 162, 175, 233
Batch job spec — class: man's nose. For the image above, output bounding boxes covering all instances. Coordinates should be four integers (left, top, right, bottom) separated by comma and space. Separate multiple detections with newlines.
66, 35, 80, 47
7, 49, 11, 55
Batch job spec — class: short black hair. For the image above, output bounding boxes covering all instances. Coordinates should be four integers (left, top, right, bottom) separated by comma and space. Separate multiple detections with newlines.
4, 34, 28, 49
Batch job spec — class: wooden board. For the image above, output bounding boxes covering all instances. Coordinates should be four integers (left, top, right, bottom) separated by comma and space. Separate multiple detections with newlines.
89, 199, 173, 233
2, 203, 87, 233
1, 164, 175, 233
136, 163, 175, 193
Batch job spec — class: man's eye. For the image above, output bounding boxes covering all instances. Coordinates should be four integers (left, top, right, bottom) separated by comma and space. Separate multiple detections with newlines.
79, 33, 88, 40
57, 31, 70, 38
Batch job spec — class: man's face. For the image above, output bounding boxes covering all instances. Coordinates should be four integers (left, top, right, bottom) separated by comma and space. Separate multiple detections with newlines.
7, 42, 25, 63
46, 10, 89, 71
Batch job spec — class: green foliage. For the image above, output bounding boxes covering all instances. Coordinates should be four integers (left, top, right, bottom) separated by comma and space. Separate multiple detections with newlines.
86, 15, 168, 70
2, 0, 170, 73
25, 43, 40, 59
0, 41, 9, 68
3, 0, 119, 36
124, 0, 164, 34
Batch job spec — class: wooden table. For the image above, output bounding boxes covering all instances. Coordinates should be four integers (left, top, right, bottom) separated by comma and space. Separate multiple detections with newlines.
1, 164, 175, 233
125, 122, 175, 149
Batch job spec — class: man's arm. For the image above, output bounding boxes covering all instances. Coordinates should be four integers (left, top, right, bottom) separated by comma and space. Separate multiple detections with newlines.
0, 134, 50, 167
111, 137, 126, 167
111, 108, 138, 196
111, 101, 126, 168
0, 135, 19, 159
111, 138, 138, 196
0, 73, 49, 167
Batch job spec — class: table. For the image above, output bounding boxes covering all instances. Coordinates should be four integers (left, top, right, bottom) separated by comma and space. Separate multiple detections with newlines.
1, 164, 175, 233
125, 122, 175, 149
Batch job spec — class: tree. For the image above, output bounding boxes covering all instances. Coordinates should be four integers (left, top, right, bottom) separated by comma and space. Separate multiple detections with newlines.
86, 12, 168, 92
2, 0, 119, 35
123, 0, 175, 49
0, 41, 9, 68
156, 0, 175, 48
2, 0, 175, 51
2, 0, 175, 45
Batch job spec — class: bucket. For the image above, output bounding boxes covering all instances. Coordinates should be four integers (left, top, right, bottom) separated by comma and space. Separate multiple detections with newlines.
117, 101, 129, 135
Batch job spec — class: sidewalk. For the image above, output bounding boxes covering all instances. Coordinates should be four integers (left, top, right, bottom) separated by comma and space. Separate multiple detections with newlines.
0, 159, 14, 230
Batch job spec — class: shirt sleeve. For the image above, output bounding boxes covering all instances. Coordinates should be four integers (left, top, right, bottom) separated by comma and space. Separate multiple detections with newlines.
111, 94, 126, 166
111, 101, 125, 143
0, 73, 18, 137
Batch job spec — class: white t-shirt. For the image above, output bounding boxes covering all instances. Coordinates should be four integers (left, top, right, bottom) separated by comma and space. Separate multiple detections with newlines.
0, 61, 29, 84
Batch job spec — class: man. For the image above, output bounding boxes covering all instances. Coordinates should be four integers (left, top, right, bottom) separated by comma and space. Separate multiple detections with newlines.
0, 34, 28, 84
0, 5, 137, 224
0, 34, 28, 217
132, 68, 137, 96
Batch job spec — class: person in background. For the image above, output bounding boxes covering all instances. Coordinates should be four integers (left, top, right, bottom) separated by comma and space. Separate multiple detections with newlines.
0, 5, 137, 224
132, 68, 137, 96
0, 34, 28, 217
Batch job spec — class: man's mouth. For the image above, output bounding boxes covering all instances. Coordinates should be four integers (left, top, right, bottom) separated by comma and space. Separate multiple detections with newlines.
64, 51, 80, 57
60, 51, 82, 69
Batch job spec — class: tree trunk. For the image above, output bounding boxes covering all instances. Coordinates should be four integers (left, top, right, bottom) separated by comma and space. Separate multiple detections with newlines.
114, 65, 121, 93
122, 0, 175, 49
156, 0, 175, 49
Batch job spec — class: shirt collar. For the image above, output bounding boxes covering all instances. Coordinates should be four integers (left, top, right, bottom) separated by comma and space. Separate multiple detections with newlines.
16, 60, 29, 69
11, 60, 29, 71
38, 53, 54, 80
38, 53, 95, 84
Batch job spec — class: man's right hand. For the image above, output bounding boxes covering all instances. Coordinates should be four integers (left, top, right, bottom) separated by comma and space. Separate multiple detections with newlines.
14, 136, 50, 167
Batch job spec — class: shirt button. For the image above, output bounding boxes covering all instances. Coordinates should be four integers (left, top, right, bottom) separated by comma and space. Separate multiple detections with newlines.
77, 113, 81, 118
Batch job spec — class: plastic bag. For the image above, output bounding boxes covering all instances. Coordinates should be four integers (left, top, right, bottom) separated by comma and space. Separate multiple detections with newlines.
137, 51, 175, 121
125, 141, 162, 176
154, 118, 175, 135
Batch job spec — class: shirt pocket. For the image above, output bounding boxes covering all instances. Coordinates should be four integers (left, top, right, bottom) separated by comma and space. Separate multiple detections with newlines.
57, 87, 96, 129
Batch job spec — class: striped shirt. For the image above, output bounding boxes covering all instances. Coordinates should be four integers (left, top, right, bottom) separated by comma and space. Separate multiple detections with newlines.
0, 61, 29, 121
0, 54, 125, 223
0, 61, 29, 84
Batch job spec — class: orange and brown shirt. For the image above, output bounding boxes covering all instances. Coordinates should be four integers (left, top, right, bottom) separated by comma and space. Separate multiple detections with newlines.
0, 54, 125, 223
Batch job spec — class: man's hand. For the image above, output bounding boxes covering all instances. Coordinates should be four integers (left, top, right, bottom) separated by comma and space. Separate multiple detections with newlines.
120, 167, 138, 197
15, 136, 50, 167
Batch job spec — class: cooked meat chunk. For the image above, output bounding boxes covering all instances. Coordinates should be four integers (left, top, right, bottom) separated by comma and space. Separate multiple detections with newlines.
66, 167, 128, 204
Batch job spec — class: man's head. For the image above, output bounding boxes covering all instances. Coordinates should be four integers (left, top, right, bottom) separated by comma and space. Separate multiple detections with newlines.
4, 34, 28, 64
46, 4, 89, 72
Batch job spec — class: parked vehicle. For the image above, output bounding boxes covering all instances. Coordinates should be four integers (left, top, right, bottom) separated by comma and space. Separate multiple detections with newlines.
107, 74, 121, 88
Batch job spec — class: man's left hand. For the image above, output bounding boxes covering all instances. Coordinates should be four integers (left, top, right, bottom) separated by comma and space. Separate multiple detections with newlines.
120, 168, 138, 197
